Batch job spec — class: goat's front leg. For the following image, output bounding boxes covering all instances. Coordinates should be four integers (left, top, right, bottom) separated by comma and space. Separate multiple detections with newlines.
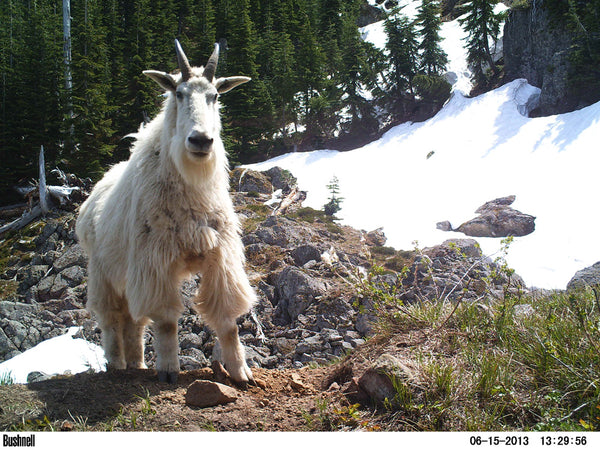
197, 226, 219, 253
215, 319, 254, 387
152, 319, 180, 383
195, 239, 257, 386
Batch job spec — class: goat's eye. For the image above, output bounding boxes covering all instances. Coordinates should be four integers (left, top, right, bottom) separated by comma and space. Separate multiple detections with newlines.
175, 91, 183, 100
211, 93, 219, 103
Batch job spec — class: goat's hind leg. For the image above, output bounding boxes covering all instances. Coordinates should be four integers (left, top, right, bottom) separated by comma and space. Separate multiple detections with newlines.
123, 315, 149, 369
151, 317, 180, 384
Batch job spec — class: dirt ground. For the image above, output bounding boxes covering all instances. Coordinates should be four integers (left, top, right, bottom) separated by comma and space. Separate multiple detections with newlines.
0, 362, 363, 432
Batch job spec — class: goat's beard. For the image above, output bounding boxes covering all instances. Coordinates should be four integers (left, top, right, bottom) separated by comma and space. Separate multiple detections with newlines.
169, 136, 225, 188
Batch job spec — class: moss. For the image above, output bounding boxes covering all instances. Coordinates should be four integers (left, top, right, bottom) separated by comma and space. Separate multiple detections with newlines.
0, 279, 18, 298
292, 207, 334, 224
510, 0, 531, 11
21, 220, 45, 238
372, 246, 397, 256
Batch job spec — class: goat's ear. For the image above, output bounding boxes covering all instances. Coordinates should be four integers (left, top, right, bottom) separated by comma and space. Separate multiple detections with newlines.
215, 76, 251, 94
143, 70, 177, 92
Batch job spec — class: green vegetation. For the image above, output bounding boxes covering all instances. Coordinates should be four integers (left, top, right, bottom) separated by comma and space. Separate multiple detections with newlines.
352, 248, 600, 431
458, 0, 505, 85
323, 176, 344, 217
510, 0, 532, 10
0, 0, 453, 205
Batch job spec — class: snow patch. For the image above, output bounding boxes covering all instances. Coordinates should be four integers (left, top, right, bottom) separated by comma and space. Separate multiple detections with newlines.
0, 327, 106, 384
245, 79, 600, 290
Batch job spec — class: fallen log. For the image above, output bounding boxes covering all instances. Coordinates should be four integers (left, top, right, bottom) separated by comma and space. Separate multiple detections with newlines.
0, 205, 43, 236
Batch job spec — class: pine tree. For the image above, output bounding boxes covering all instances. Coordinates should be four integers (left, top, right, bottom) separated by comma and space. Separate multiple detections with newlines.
384, 9, 420, 98
69, 0, 115, 178
337, 0, 378, 135
220, 0, 274, 162
323, 175, 344, 217
416, 0, 448, 76
2, 0, 64, 190
459, 0, 504, 84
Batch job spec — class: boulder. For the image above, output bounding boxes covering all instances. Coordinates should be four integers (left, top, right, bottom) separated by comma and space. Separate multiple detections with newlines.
231, 168, 272, 194
365, 228, 387, 247
567, 262, 600, 291
447, 196, 535, 238
274, 266, 327, 323
53, 244, 88, 272
263, 167, 297, 194
291, 244, 322, 267
354, 354, 416, 406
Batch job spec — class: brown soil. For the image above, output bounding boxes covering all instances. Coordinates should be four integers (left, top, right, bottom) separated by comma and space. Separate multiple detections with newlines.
0, 363, 359, 431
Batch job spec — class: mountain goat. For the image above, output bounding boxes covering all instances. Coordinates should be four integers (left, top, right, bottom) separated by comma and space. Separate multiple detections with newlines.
76, 40, 256, 385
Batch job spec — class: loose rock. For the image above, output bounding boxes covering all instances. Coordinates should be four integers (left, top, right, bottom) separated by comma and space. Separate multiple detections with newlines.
185, 380, 239, 408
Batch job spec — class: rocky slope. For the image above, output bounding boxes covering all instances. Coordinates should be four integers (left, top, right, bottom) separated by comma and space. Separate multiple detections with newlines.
1, 167, 596, 431
0, 167, 528, 376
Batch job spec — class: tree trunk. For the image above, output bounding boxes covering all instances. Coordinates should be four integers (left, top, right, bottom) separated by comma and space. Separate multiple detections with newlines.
63, 0, 74, 139
483, 29, 499, 76
39, 146, 49, 214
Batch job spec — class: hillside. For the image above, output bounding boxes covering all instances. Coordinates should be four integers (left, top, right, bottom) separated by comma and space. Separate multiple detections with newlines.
1, 169, 599, 432
1, 0, 599, 435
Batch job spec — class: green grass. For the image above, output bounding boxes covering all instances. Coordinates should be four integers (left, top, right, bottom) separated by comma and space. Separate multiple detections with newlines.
356, 262, 600, 431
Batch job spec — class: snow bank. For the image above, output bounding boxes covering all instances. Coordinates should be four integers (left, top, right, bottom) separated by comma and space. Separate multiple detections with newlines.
0, 327, 106, 384
246, 79, 600, 289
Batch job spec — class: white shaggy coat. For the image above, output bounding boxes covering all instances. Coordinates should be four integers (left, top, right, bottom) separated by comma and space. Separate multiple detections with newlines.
76, 43, 256, 384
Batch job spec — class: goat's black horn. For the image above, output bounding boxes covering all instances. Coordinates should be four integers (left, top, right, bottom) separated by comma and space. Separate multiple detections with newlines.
175, 39, 192, 82
203, 43, 219, 82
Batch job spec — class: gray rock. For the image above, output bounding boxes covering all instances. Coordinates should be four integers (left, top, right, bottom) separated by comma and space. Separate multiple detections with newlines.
0, 327, 18, 356
234, 169, 273, 194
181, 332, 204, 350
53, 244, 87, 272
567, 261, 600, 291
455, 209, 535, 238
0, 301, 40, 321
365, 228, 387, 246
295, 334, 323, 354
504, 0, 584, 115
27, 371, 52, 383
451, 197, 535, 238
264, 167, 297, 193
356, 354, 416, 406
436, 221, 453, 232
60, 265, 86, 286
274, 266, 326, 323
17, 265, 49, 290
291, 244, 322, 267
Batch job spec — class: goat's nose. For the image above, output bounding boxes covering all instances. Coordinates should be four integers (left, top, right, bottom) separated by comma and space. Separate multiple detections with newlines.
187, 131, 213, 149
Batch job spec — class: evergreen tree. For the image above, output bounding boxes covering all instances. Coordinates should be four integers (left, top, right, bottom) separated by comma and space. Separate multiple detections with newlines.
459, 0, 504, 84
294, 5, 326, 118
337, 0, 378, 134
220, 0, 274, 161
0, 0, 64, 200
269, 31, 298, 137
69, 0, 115, 178
176, 0, 215, 65
323, 175, 344, 217
384, 9, 420, 99
416, 0, 448, 75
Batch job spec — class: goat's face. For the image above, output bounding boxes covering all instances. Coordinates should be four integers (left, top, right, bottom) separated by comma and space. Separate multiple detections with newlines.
175, 77, 220, 160
144, 41, 250, 167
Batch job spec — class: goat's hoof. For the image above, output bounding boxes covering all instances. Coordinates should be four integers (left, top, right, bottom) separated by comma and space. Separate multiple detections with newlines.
232, 379, 249, 391
157, 370, 178, 384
